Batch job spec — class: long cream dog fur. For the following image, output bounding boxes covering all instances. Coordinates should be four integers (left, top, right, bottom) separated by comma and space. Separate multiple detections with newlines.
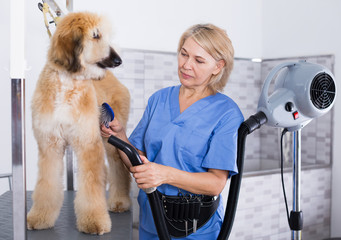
27, 12, 131, 235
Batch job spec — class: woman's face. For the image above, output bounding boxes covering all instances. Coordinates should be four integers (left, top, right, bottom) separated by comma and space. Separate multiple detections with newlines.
178, 37, 223, 91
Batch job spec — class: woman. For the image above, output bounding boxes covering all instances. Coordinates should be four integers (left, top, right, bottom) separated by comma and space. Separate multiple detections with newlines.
101, 24, 244, 239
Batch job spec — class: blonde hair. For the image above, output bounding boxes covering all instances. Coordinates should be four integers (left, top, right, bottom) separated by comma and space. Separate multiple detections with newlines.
177, 24, 234, 92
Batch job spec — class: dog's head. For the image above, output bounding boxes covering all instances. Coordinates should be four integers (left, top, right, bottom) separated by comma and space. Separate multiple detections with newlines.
48, 12, 121, 79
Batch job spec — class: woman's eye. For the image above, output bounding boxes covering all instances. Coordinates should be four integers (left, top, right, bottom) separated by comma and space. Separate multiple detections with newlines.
196, 59, 204, 64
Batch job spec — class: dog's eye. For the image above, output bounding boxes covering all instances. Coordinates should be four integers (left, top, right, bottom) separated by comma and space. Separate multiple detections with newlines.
93, 32, 100, 39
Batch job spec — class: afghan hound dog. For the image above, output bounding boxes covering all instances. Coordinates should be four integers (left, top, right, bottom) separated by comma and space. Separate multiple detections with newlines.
27, 12, 131, 235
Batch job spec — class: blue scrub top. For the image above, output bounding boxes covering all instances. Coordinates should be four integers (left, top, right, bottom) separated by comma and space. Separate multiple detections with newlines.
129, 85, 244, 238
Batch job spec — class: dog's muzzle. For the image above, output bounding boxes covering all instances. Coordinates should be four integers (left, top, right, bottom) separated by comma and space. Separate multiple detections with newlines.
97, 47, 122, 69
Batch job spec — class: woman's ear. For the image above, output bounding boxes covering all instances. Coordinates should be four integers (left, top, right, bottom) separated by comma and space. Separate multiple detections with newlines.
213, 59, 225, 75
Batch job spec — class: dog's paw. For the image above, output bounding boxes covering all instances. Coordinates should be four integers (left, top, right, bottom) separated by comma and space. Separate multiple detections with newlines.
77, 211, 111, 235
107, 196, 131, 213
27, 209, 56, 230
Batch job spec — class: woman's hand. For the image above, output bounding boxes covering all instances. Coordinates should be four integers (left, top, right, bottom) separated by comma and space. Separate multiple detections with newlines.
130, 156, 168, 190
100, 118, 125, 138
129, 156, 228, 196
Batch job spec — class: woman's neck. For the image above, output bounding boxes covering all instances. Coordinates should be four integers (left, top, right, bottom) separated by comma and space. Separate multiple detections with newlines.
179, 85, 215, 113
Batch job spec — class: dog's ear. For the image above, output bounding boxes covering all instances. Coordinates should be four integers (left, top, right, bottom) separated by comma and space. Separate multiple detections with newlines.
49, 25, 84, 73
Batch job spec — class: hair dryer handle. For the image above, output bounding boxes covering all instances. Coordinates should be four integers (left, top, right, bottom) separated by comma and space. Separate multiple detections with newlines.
258, 62, 296, 110
108, 135, 142, 166
108, 135, 156, 194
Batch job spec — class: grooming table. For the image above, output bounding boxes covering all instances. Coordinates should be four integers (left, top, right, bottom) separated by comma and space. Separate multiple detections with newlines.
0, 191, 132, 240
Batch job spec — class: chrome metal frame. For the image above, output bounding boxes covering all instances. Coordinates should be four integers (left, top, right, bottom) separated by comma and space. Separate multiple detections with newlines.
66, 145, 74, 191
11, 78, 27, 240
292, 130, 302, 240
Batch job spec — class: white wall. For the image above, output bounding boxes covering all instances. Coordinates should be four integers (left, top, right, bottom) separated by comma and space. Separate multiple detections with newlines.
0, 0, 12, 194
1, 0, 340, 237
74, 0, 263, 57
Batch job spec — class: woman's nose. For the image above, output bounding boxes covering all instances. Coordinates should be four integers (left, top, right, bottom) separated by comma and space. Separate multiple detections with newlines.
183, 58, 192, 70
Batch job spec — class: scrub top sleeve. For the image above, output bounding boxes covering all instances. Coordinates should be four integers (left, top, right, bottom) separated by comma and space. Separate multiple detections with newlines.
128, 102, 151, 153
202, 110, 244, 178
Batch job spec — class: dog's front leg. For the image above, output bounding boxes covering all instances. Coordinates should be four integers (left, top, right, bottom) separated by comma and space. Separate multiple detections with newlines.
27, 137, 65, 230
73, 138, 111, 235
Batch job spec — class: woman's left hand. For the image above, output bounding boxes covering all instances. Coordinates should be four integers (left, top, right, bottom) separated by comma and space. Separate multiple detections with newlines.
130, 156, 168, 189
130, 156, 228, 196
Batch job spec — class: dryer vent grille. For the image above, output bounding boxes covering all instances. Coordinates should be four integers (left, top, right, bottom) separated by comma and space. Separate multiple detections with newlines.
310, 72, 336, 109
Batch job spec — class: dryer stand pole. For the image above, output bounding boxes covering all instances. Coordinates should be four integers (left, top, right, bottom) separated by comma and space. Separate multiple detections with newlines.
290, 130, 303, 240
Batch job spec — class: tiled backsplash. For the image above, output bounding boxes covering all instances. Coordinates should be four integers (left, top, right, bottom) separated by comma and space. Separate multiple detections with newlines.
223, 167, 331, 239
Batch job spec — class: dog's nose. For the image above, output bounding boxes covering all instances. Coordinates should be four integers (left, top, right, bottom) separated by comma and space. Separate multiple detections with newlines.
110, 48, 122, 67
97, 48, 122, 69
113, 56, 122, 67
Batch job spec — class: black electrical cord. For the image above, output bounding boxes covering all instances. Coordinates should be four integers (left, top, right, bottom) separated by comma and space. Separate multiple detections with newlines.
280, 128, 290, 226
